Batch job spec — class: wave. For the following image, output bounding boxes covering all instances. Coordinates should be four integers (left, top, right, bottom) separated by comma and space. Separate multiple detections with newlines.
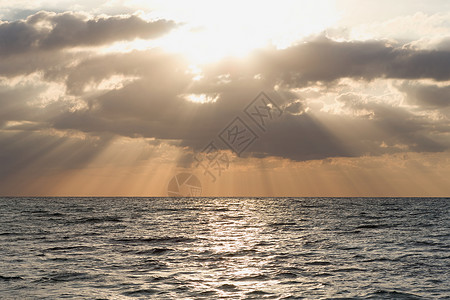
223, 249, 258, 257
330, 267, 366, 273
269, 222, 297, 226
246, 290, 273, 296
0, 232, 20, 236
129, 260, 168, 271
113, 236, 196, 244
122, 288, 157, 296
218, 284, 239, 291
0, 275, 23, 281
355, 223, 396, 229
37, 272, 94, 282
364, 290, 425, 299
231, 274, 269, 281
24, 210, 65, 217
124, 247, 173, 255
70, 216, 122, 224
305, 261, 332, 266
275, 272, 298, 279
45, 245, 96, 252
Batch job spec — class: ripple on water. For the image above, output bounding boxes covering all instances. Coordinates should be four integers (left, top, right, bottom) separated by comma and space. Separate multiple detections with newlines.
0, 197, 448, 299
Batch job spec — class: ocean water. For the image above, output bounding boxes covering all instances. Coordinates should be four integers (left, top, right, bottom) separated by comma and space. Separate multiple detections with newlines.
0, 197, 449, 299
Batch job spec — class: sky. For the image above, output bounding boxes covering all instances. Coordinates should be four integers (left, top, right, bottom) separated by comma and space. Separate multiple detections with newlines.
0, 0, 449, 196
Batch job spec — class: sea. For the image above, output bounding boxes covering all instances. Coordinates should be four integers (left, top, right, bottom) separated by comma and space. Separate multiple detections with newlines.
0, 197, 449, 299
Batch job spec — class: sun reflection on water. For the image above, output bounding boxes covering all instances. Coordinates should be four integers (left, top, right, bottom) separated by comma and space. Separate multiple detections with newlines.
178, 198, 297, 297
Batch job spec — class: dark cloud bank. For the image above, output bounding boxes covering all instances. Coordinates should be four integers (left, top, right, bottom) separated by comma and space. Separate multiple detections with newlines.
0, 11, 176, 55
1, 11, 450, 180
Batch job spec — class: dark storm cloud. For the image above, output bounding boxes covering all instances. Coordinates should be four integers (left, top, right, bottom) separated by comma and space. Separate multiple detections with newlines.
44, 36, 450, 161
222, 93, 447, 161
334, 93, 448, 152
198, 37, 450, 87
398, 82, 450, 108
0, 80, 79, 127
51, 75, 449, 162
0, 11, 176, 56
2, 33, 450, 166
51, 79, 264, 142
0, 49, 84, 77
438, 38, 450, 50
245, 113, 350, 161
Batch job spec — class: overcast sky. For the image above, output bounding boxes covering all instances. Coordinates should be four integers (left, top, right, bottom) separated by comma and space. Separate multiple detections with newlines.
1, 0, 449, 196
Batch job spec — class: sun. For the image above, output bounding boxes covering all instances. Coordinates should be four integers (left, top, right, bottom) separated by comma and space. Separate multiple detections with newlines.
132, 0, 340, 64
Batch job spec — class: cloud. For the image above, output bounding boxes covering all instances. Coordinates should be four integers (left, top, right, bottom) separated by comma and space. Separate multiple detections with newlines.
398, 81, 450, 108
336, 93, 448, 152
49, 78, 449, 162
348, 11, 450, 42
30, 36, 447, 163
0, 11, 176, 56
1, 28, 450, 169
62, 49, 189, 95
251, 37, 450, 85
